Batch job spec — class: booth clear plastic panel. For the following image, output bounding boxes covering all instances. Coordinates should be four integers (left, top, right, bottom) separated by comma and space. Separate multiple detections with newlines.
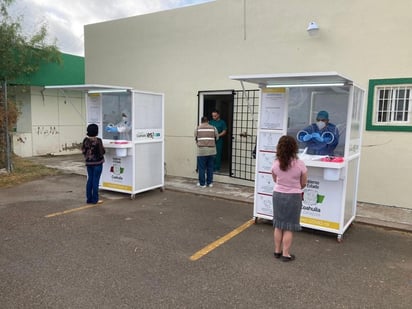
102, 92, 132, 141
286, 86, 350, 157
348, 86, 364, 156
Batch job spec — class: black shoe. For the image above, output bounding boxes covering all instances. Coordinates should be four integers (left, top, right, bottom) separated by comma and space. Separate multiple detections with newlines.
273, 252, 282, 259
282, 254, 296, 262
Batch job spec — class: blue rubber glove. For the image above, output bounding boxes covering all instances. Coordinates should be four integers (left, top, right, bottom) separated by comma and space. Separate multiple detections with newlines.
297, 130, 309, 142
322, 132, 334, 144
105, 126, 118, 133
312, 132, 324, 142
302, 133, 313, 142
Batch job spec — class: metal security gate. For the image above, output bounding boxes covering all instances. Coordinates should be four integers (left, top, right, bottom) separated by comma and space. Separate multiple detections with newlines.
230, 89, 259, 181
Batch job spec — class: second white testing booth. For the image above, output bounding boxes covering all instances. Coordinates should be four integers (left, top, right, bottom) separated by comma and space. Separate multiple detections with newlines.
47, 85, 165, 199
230, 73, 365, 241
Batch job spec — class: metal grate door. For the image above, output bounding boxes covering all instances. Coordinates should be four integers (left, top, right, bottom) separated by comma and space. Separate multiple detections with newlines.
230, 89, 259, 181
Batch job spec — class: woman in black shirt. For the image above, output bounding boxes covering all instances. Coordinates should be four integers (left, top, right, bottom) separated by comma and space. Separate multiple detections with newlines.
81, 124, 105, 204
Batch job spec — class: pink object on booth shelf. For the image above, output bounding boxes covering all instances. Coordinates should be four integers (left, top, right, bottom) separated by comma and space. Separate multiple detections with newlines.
114, 141, 130, 144
321, 156, 344, 163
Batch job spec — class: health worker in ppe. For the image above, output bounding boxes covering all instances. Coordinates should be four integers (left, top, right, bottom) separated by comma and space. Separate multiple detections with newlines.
105, 112, 132, 140
297, 110, 339, 156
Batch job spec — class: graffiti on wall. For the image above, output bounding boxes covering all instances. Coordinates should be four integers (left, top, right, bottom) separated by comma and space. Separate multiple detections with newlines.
16, 136, 27, 144
36, 126, 59, 136
62, 142, 82, 151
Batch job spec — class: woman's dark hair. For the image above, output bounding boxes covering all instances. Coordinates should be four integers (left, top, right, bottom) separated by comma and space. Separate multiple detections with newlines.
86, 124, 99, 137
276, 135, 298, 171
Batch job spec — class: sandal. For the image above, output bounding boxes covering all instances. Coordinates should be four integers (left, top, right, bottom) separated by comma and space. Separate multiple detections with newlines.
273, 251, 282, 259
282, 254, 296, 262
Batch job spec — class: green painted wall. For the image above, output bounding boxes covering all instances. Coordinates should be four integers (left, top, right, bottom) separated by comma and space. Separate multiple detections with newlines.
13, 53, 84, 86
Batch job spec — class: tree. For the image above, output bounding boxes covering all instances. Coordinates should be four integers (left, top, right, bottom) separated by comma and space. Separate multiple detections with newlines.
0, 0, 61, 172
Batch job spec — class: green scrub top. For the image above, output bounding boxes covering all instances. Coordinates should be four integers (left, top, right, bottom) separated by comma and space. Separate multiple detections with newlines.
209, 119, 227, 137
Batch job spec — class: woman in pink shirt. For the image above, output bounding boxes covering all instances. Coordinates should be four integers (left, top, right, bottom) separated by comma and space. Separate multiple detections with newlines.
271, 135, 307, 262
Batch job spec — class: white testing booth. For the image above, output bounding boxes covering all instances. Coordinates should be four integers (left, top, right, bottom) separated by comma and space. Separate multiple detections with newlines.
98, 88, 164, 199
230, 73, 365, 241
47, 85, 165, 199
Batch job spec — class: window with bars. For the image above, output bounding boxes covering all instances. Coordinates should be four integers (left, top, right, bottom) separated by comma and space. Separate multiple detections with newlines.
367, 78, 412, 131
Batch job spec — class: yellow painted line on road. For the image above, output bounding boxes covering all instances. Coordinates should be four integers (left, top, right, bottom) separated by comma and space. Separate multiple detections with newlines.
45, 204, 102, 218
190, 219, 255, 261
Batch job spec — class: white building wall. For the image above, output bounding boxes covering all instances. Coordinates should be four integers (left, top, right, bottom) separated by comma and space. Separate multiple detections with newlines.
84, 0, 412, 209
13, 87, 86, 157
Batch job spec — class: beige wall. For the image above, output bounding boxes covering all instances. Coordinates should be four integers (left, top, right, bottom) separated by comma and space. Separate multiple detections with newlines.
84, 0, 412, 209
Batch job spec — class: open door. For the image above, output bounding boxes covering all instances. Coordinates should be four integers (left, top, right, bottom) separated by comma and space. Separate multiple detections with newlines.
198, 91, 234, 176
198, 89, 259, 181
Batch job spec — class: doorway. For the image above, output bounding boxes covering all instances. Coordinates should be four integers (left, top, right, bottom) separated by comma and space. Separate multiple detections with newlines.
198, 91, 233, 175
198, 89, 259, 181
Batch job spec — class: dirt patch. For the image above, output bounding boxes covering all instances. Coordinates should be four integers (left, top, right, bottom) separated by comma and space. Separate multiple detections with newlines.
0, 156, 62, 188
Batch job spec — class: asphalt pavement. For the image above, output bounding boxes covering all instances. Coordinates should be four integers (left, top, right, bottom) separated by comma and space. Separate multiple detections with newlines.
0, 155, 411, 308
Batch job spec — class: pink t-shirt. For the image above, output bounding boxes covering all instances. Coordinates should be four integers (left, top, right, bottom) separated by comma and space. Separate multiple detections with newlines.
272, 159, 307, 194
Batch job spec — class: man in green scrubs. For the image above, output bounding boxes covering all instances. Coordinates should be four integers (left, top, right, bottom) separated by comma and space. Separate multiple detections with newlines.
209, 110, 227, 172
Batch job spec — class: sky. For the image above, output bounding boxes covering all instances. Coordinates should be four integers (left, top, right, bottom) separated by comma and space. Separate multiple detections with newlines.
8, 0, 213, 56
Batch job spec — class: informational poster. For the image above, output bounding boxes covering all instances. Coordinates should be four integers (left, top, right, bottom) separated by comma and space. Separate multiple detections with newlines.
255, 193, 273, 217
87, 94, 102, 124
258, 131, 282, 151
254, 170, 275, 217
257, 151, 276, 172
256, 172, 274, 195
253, 88, 286, 219
260, 88, 286, 129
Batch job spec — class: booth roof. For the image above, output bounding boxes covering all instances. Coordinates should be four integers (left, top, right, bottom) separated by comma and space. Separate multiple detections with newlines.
229, 72, 353, 87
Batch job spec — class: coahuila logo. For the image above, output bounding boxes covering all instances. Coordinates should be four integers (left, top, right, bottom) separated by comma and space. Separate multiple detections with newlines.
110, 157, 124, 181
135, 131, 161, 139
302, 180, 325, 213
